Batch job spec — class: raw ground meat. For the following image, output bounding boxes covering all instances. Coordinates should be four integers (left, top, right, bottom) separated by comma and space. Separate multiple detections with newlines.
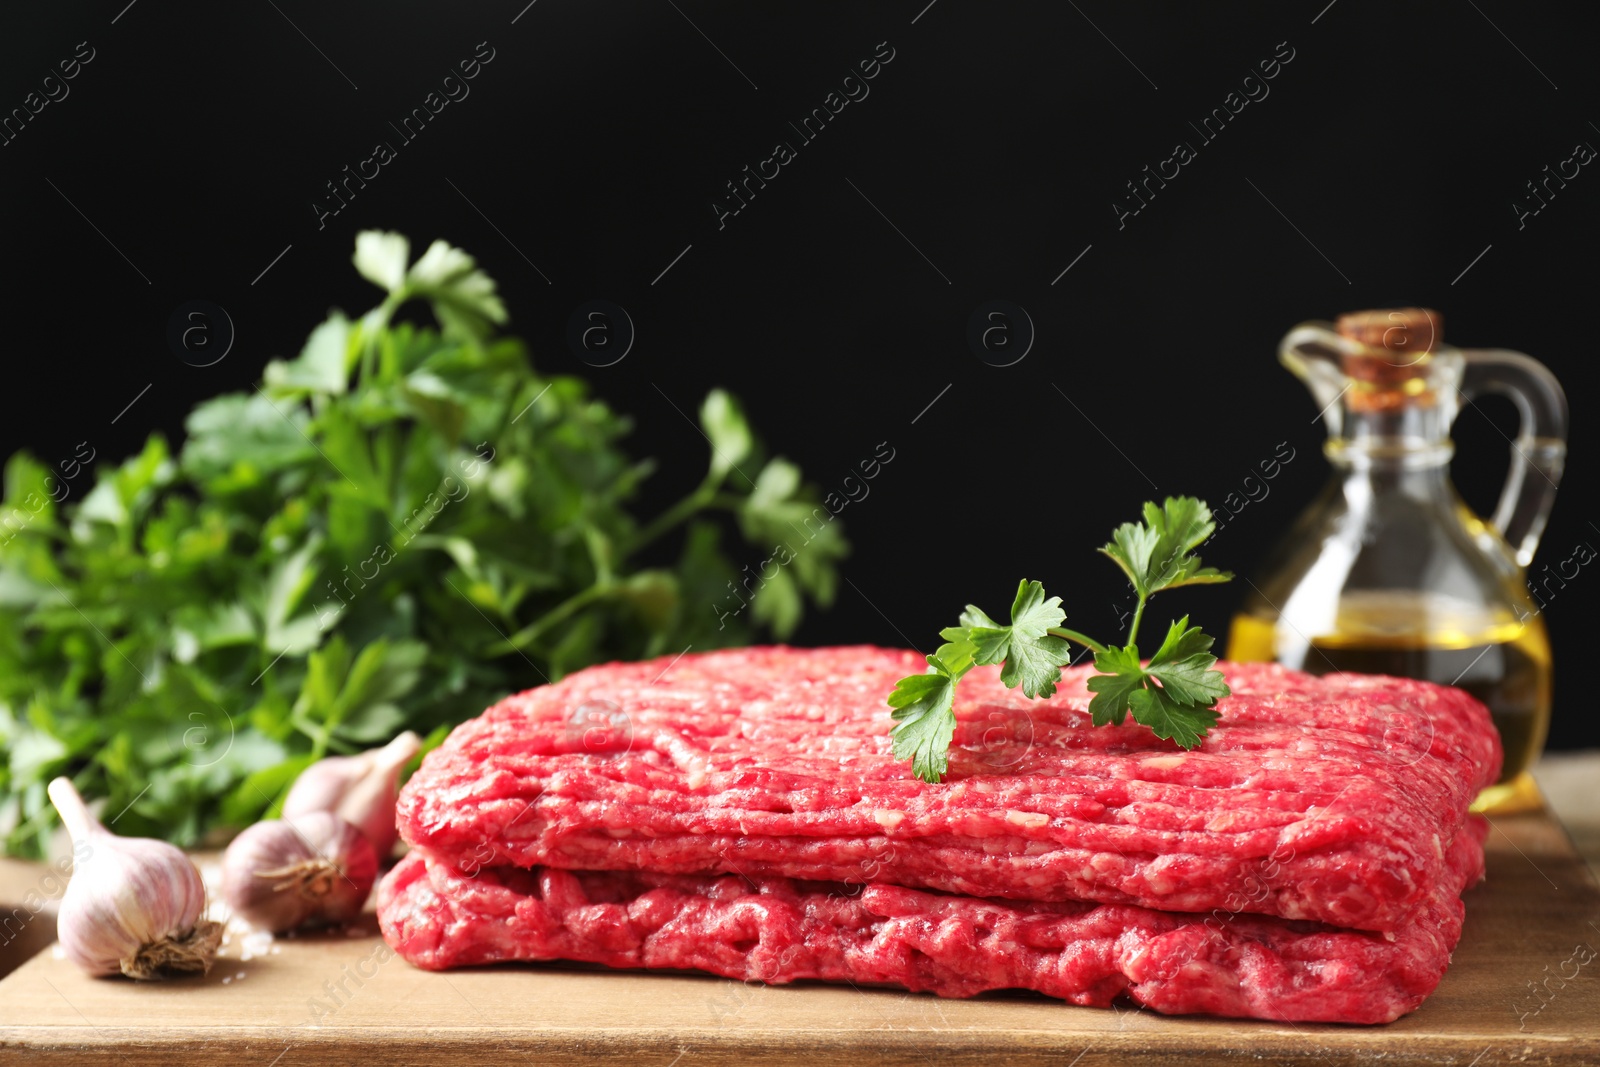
377, 817, 1488, 1024
397, 647, 1501, 932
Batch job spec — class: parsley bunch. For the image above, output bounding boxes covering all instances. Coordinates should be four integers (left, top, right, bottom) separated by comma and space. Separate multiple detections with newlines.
888, 497, 1231, 782
0, 231, 845, 857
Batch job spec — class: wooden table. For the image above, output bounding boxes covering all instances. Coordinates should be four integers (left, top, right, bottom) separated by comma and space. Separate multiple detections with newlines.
1534, 751, 1600, 882
2, 801, 1598, 1065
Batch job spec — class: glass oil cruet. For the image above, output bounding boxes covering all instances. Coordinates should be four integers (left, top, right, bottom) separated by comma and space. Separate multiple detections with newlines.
1227, 308, 1567, 814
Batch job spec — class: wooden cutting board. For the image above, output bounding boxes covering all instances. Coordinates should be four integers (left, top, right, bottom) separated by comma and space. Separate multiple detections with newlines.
1, 807, 1597, 1066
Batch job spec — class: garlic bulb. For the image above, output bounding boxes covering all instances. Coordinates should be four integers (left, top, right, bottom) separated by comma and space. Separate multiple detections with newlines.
282, 731, 421, 857
221, 812, 377, 932
47, 777, 222, 980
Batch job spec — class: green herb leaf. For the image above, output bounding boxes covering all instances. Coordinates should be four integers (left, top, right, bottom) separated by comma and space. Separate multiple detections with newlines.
264, 313, 353, 396
405, 240, 507, 340
1085, 643, 1146, 726
354, 231, 409, 293
700, 389, 754, 481
890, 498, 1234, 782
965, 579, 1073, 698
1099, 496, 1232, 598
1128, 685, 1221, 748
179, 393, 317, 488
735, 457, 849, 631
1085, 621, 1227, 748
931, 626, 978, 678
887, 657, 962, 784
0, 230, 848, 858
1144, 616, 1229, 706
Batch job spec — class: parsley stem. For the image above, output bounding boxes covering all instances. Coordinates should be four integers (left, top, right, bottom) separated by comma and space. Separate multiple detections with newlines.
1127, 596, 1147, 648
624, 470, 722, 557
359, 289, 407, 384
1046, 627, 1107, 654
486, 581, 611, 656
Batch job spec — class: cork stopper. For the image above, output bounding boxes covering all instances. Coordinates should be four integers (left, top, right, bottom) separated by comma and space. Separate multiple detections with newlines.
1335, 308, 1442, 410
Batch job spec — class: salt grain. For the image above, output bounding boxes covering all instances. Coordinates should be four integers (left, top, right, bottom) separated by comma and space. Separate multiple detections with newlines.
240, 929, 275, 958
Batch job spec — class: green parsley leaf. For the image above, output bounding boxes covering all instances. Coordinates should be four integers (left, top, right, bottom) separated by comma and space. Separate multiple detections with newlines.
404, 239, 508, 341
264, 313, 354, 397
888, 666, 959, 783
1128, 685, 1220, 748
734, 456, 849, 635
890, 498, 1235, 781
932, 626, 978, 677
1085, 644, 1145, 726
887, 624, 981, 783
1100, 496, 1232, 597
700, 389, 754, 480
1144, 616, 1229, 706
965, 579, 1074, 698
353, 231, 409, 292
1085, 619, 1228, 746
0, 230, 848, 858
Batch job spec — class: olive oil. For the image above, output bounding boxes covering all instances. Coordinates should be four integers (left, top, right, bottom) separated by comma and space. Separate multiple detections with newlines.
1227, 591, 1551, 812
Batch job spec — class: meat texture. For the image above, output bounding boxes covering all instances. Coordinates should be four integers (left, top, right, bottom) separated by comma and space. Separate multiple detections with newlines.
397, 647, 1501, 932
377, 818, 1488, 1024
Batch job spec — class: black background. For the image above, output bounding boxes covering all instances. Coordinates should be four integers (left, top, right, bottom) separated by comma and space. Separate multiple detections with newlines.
3, 2, 1595, 748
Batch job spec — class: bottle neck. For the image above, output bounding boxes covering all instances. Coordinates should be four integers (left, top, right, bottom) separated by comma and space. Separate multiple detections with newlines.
1325, 438, 1453, 473
1324, 401, 1454, 479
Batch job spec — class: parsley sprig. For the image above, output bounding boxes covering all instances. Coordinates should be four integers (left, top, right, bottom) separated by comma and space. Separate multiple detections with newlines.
0, 231, 846, 858
888, 497, 1232, 782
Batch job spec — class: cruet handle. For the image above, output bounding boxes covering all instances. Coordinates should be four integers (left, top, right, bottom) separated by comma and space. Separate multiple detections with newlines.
1458, 349, 1568, 567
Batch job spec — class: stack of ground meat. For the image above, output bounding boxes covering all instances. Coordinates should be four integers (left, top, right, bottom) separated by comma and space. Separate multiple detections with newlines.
377, 645, 1501, 1024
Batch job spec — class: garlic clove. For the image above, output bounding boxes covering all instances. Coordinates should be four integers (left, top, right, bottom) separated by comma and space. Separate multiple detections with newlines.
282, 731, 421, 858
47, 778, 223, 980
279, 757, 368, 823
221, 812, 378, 933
